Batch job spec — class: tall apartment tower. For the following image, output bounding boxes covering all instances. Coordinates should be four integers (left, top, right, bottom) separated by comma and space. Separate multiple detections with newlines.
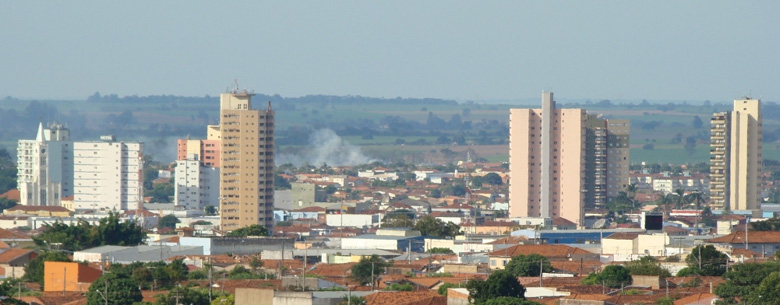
218, 90, 275, 231
709, 98, 762, 211
584, 116, 631, 207
72, 136, 143, 211
16, 123, 73, 206
509, 92, 630, 226
509, 92, 586, 225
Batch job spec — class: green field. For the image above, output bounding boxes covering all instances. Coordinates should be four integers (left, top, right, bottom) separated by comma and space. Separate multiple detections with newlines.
2, 96, 778, 166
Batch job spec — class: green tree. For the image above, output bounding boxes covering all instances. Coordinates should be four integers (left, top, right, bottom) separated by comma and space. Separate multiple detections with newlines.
158, 214, 180, 230
504, 254, 553, 277
226, 224, 269, 237
154, 285, 211, 305
581, 265, 631, 288
0, 280, 25, 304
249, 256, 264, 273
437, 282, 457, 296
430, 189, 442, 198
0, 197, 17, 213
149, 182, 174, 203
87, 272, 143, 305
350, 255, 391, 285
467, 270, 525, 304
211, 293, 235, 305
625, 256, 671, 277
23, 251, 72, 286
748, 270, 780, 305
685, 245, 727, 276
338, 295, 365, 305
482, 173, 503, 185
714, 262, 780, 304
482, 297, 542, 305
414, 216, 460, 238
204, 205, 217, 216
386, 282, 414, 291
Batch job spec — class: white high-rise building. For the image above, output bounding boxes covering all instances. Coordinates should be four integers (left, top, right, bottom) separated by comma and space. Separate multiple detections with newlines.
174, 154, 219, 210
73, 136, 143, 211
16, 123, 73, 206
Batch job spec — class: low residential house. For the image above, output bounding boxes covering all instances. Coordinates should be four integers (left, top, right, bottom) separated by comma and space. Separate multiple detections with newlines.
602, 232, 667, 261
552, 217, 577, 230
0, 248, 37, 278
430, 212, 463, 225
4, 205, 71, 217
487, 244, 597, 270
706, 231, 780, 257
0, 215, 30, 229
673, 293, 719, 305
43, 261, 102, 292
461, 220, 517, 235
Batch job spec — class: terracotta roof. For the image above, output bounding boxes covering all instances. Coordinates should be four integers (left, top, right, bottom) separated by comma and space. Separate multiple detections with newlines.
308, 263, 356, 277
0, 228, 30, 240
0, 248, 35, 263
552, 217, 577, 227
0, 240, 9, 249
605, 232, 639, 240
0, 189, 20, 201
707, 231, 780, 244
364, 291, 446, 305
731, 248, 762, 258
674, 293, 717, 305
487, 244, 591, 258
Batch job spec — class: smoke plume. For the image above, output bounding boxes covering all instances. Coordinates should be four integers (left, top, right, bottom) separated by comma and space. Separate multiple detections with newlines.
276, 129, 373, 167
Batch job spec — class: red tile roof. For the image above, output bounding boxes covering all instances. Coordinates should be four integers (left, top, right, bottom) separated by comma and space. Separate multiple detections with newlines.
0, 189, 20, 201
0, 228, 31, 240
0, 248, 35, 264
707, 231, 780, 244
488, 244, 591, 258
364, 291, 446, 305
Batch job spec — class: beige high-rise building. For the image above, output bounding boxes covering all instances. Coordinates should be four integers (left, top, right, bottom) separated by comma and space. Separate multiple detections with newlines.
218, 90, 275, 231
509, 92, 630, 226
709, 98, 762, 211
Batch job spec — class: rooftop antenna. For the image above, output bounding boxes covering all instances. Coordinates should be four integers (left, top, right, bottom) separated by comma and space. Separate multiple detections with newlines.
233, 79, 239, 93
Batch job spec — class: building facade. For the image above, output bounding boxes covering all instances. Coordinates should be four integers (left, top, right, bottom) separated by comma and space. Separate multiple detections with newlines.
218, 91, 275, 231
16, 123, 73, 206
176, 139, 221, 168
709, 98, 762, 212
73, 137, 143, 211
509, 92, 630, 226
584, 116, 630, 207
174, 156, 220, 210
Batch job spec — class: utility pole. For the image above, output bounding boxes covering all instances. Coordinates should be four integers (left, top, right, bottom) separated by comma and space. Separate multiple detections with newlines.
63, 267, 66, 296
303, 241, 307, 292
539, 260, 543, 287
104, 278, 108, 305
699, 245, 702, 269
208, 256, 212, 300
371, 261, 375, 291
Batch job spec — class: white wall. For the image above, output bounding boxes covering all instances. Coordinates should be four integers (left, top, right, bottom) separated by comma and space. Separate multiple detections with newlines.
325, 214, 377, 228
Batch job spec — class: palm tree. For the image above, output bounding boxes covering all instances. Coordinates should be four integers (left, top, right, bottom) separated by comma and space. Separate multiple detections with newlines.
685, 191, 705, 210
673, 189, 686, 209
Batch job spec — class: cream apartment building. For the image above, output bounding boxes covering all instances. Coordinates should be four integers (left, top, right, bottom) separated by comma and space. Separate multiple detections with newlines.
73, 136, 143, 211
709, 98, 762, 212
509, 92, 630, 226
218, 90, 275, 231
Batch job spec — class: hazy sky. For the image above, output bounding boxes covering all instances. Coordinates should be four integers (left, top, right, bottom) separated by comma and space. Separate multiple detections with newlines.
1, 1, 778, 102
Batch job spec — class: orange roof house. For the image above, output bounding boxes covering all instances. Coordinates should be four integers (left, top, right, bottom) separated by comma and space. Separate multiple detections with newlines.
44, 261, 102, 292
